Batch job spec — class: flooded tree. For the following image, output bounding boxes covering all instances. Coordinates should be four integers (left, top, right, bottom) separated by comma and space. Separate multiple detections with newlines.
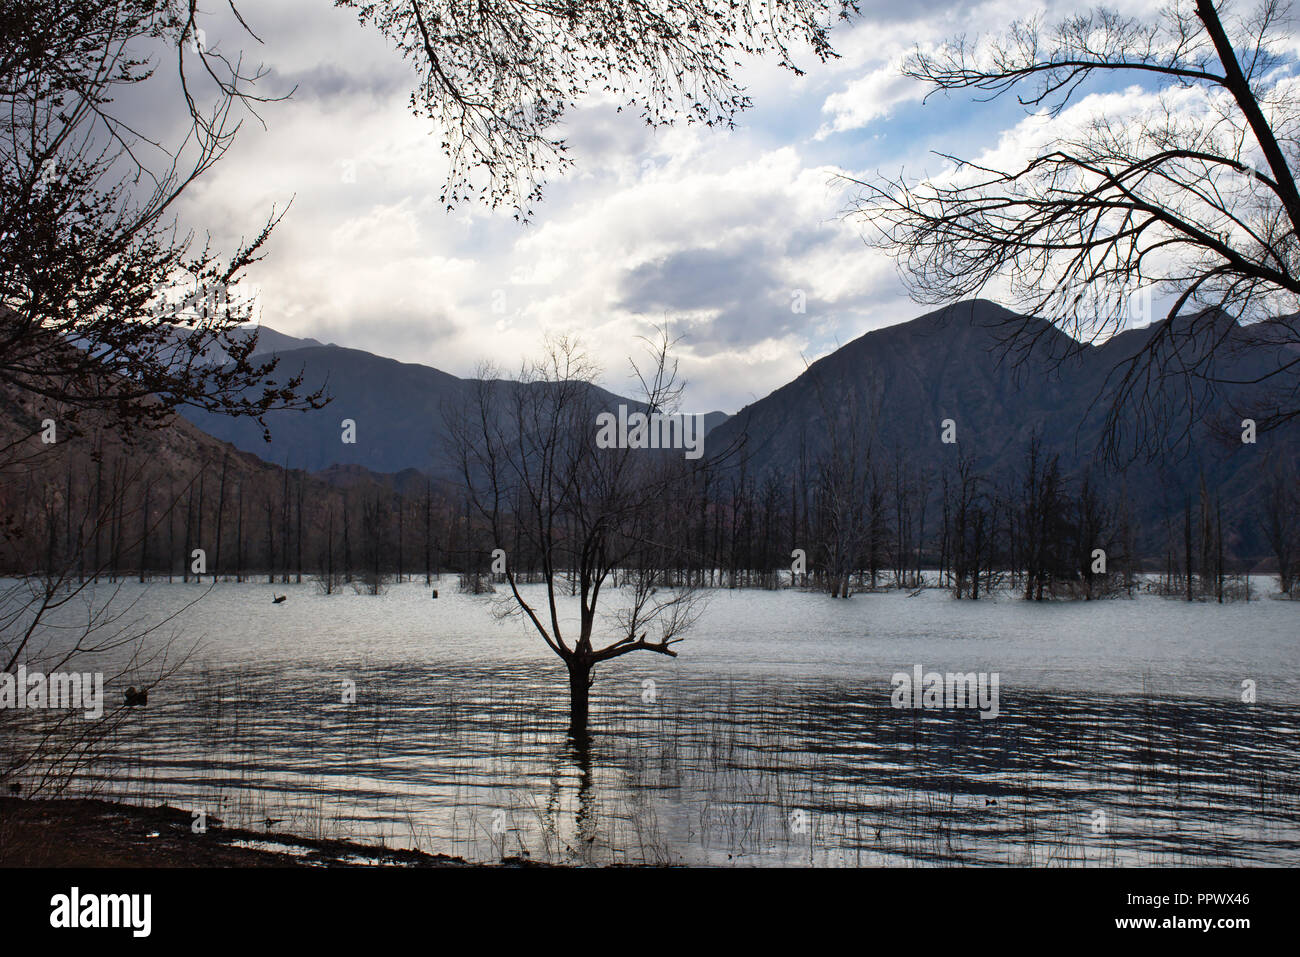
449, 332, 710, 737
1262, 457, 1299, 595
0, 446, 198, 795
801, 365, 880, 598
356, 494, 393, 596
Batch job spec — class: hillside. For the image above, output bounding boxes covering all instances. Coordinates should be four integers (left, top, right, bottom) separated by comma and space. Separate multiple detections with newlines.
179, 331, 730, 476
706, 300, 1300, 556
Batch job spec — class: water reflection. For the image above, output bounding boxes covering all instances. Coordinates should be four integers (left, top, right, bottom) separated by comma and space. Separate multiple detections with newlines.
49, 661, 1300, 866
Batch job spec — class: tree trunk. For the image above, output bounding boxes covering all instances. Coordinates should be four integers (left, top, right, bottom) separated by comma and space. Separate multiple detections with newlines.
424, 483, 432, 586
567, 659, 591, 735
138, 480, 151, 583
235, 485, 244, 583
214, 454, 228, 582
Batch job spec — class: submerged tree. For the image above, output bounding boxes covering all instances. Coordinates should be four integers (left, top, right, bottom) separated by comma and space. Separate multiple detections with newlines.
847, 0, 1300, 459
0, 440, 203, 795
449, 332, 711, 737
803, 363, 880, 597
1262, 454, 1299, 594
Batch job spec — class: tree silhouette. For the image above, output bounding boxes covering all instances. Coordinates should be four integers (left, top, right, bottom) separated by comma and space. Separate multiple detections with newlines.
0, 2, 325, 443
847, 0, 1300, 459
341, 0, 857, 219
448, 331, 712, 737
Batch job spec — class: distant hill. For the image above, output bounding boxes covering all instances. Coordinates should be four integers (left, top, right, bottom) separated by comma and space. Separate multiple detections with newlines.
0, 365, 454, 579
706, 299, 1300, 555
179, 330, 730, 477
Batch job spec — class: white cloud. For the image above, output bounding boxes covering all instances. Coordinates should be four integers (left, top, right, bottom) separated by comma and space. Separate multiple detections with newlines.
157, 0, 1278, 415
816, 65, 924, 137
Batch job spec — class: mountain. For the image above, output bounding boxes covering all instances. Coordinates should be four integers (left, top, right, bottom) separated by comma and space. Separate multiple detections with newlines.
170, 304, 1297, 553
246, 327, 326, 355
0, 360, 448, 578
706, 299, 1300, 554
5, 301, 1296, 574
178, 331, 730, 477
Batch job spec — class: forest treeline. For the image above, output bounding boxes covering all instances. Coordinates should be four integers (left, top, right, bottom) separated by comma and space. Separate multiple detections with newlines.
3, 410, 1297, 602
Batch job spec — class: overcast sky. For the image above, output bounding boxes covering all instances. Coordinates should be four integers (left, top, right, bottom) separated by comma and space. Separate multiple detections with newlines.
149, 0, 1239, 412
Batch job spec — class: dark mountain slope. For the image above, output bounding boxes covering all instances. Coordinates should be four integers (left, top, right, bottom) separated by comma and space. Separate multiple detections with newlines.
180, 336, 729, 477
707, 300, 1300, 555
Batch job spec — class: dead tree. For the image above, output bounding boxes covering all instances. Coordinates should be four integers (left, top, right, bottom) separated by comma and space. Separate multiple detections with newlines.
449, 331, 712, 736
847, 0, 1300, 457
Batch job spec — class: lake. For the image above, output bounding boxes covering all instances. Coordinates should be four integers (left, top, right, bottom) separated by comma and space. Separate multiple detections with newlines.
5, 578, 1299, 866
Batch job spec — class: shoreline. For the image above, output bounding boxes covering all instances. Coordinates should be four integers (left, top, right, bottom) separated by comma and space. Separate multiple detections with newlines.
0, 796, 542, 868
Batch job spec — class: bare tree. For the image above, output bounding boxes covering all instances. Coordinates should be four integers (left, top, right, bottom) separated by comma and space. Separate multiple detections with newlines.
339, 0, 857, 219
0, 442, 199, 796
355, 494, 392, 596
1262, 454, 1299, 594
449, 332, 710, 736
0, 1, 326, 443
847, 0, 1300, 459
803, 366, 879, 597
950, 454, 997, 599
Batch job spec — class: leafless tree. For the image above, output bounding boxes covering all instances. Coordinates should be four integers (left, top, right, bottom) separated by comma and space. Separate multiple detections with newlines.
339, 0, 858, 219
448, 331, 710, 736
1, 1, 325, 443
949, 454, 997, 599
1262, 454, 1299, 593
846, 0, 1300, 460
803, 363, 880, 597
0, 441, 199, 796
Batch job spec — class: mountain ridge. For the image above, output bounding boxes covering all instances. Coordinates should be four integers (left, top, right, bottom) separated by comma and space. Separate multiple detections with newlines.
706, 299, 1300, 554
179, 329, 730, 476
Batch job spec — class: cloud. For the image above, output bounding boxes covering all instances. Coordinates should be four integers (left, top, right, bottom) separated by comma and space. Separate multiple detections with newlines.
144, 0, 1248, 415
618, 243, 798, 348
816, 66, 925, 137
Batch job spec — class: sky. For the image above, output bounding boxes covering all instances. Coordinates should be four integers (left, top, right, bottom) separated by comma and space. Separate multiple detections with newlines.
137, 0, 1248, 413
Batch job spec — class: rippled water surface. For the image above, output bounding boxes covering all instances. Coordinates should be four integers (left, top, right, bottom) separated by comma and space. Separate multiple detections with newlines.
9, 580, 1300, 865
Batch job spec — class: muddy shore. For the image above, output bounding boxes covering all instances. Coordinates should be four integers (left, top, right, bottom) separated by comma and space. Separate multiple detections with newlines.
0, 796, 541, 867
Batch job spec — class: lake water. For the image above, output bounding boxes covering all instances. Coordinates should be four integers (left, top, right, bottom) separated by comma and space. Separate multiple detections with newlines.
5, 579, 1299, 865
